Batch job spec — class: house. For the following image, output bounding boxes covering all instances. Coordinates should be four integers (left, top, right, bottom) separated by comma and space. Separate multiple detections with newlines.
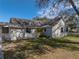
43, 16, 68, 38
0, 17, 69, 41
0, 18, 43, 41
0, 23, 38, 41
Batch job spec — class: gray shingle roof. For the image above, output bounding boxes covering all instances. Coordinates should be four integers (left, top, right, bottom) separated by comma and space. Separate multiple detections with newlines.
0, 17, 61, 28
47, 16, 61, 26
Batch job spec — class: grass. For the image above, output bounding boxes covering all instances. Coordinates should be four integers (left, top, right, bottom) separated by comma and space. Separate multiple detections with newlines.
3, 35, 79, 59
63, 35, 79, 42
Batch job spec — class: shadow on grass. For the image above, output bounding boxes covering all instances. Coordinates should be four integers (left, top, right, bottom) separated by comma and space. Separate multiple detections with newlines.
29, 37, 79, 51
3, 44, 46, 59
3, 37, 79, 59
4, 50, 26, 59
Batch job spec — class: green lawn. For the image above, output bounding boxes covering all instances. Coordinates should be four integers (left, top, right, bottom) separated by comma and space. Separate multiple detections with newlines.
63, 35, 79, 42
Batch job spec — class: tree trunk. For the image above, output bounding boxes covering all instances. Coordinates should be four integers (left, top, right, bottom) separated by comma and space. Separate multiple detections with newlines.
69, 0, 79, 16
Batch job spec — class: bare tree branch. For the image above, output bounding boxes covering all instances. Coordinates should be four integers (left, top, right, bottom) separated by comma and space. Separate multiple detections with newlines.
36, 0, 79, 16
69, 0, 79, 16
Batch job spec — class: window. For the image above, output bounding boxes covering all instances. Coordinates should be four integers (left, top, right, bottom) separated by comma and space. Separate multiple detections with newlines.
66, 27, 68, 32
44, 28, 46, 32
26, 28, 31, 33
61, 27, 63, 32
2, 27, 9, 33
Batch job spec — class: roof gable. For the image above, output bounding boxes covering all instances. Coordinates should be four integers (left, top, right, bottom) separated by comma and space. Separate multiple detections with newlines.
48, 16, 62, 26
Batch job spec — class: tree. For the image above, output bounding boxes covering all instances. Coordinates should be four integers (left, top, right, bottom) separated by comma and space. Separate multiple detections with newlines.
62, 14, 77, 32
69, 0, 79, 16
33, 17, 48, 22
36, 0, 79, 16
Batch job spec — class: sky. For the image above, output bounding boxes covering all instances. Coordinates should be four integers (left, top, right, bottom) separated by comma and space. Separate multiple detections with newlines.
0, 0, 39, 22
0, 0, 79, 22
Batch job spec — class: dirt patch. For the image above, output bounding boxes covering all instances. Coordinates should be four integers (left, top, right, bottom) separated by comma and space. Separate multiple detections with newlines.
32, 48, 79, 59
3, 38, 79, 59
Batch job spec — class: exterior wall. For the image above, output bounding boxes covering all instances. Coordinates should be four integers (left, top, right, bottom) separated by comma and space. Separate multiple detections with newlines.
10, 29, 24, 40
43, 27, 52, 37
52, 19, 68, 38
24, 29, 36, 39
1, 27, 36, 41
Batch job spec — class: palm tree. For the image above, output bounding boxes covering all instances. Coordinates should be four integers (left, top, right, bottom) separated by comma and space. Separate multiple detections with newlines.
36, 0, 79, 16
